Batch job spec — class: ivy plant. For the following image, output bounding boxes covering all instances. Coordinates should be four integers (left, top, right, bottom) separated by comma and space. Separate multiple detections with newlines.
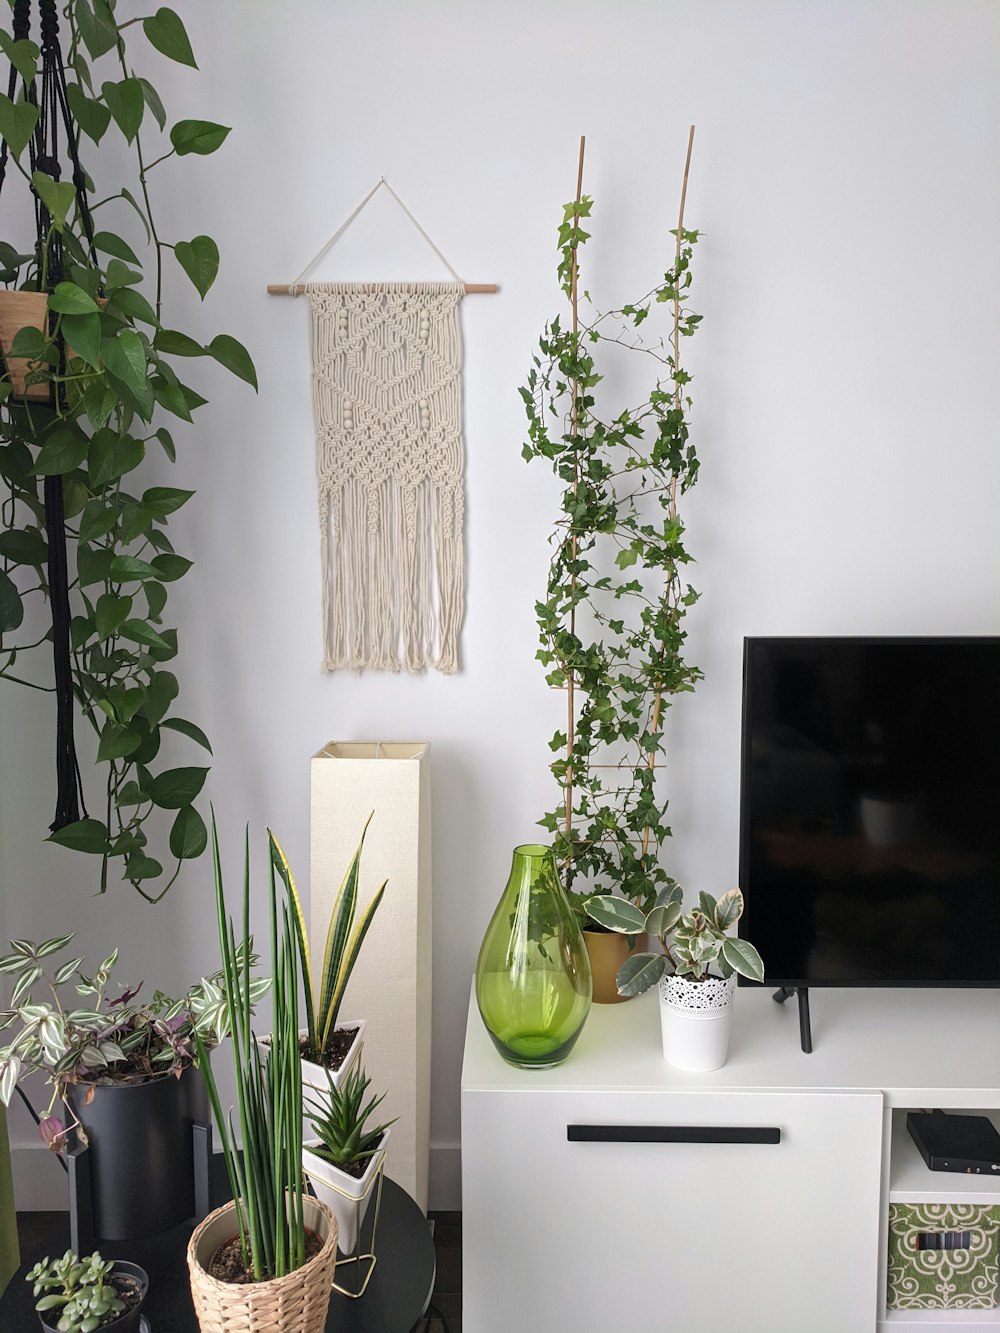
0, 2, 256, 900
520, 170, 702, 926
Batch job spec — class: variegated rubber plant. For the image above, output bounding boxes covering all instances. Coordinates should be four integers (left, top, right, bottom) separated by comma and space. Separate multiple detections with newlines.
584, 883, 764, 996
270, 813, 387, 1063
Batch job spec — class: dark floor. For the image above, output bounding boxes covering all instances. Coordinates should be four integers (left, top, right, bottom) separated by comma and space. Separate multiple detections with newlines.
426, 1210, 462, 1332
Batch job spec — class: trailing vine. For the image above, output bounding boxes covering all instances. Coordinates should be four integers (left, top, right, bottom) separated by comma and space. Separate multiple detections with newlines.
520, 132, 703, 925
0, 2, 256, 900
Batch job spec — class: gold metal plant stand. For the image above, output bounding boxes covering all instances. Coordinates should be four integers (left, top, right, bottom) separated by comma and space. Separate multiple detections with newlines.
329, 1158, 386, 1299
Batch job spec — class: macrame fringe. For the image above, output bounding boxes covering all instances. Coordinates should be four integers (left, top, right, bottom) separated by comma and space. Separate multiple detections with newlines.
306, 281, 465, 674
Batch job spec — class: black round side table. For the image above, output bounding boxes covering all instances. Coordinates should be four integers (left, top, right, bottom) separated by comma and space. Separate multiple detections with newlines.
1, 1176, 436, 1333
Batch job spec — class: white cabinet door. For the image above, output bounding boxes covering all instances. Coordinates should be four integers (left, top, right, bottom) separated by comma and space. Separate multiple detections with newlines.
462, 1087, 883, 1333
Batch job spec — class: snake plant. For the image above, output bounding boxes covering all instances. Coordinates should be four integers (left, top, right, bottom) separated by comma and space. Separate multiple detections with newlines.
270, 813, 387, 1064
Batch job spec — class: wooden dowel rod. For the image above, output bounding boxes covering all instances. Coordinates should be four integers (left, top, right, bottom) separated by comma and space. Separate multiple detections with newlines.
266, 282, 498, 295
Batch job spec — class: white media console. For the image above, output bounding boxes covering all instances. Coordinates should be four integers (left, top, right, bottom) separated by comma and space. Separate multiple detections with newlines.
461, 984, 1000, 1333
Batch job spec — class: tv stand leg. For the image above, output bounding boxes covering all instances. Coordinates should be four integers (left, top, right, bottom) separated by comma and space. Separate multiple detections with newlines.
771, 986, 813, 1054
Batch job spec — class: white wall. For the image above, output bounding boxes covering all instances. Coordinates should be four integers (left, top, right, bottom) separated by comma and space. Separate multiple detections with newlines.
2, 0, 998, 1209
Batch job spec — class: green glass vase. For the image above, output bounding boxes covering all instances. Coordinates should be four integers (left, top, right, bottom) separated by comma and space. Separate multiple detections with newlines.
475, 843, 592, 1069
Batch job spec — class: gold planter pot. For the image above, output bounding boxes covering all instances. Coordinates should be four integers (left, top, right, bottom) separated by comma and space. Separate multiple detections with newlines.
583, 929, 636, 1005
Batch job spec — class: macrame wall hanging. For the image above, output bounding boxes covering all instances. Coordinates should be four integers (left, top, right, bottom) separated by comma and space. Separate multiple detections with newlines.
269, 179, 496, 674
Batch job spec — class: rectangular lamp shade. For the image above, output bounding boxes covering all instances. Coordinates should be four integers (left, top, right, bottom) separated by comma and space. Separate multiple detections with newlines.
310, 742, 432, 1210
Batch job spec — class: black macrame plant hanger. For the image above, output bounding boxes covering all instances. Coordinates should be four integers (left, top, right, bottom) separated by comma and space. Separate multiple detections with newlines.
0, 0, 101, 830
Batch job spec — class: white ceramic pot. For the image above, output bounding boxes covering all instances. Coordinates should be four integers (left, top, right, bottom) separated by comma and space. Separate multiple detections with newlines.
302, 1127, 389, 1255
658, 973, 736, 1072
299, 1019, 366, 1096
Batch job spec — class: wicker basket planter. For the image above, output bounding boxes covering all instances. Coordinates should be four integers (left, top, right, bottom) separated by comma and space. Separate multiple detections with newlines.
186, 1195, 337, 1333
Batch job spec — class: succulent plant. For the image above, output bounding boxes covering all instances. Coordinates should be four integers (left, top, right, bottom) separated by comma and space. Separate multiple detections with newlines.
27, 1250, 125, 1333
306, 1064, 396, 1173
584, 881, 765, 996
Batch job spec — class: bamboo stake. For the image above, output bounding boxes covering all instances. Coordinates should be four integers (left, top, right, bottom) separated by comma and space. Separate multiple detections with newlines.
564, 134, 586, 843
641, 124, 696, 865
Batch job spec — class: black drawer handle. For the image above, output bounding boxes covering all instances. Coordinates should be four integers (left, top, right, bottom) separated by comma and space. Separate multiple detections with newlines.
567, 1125, 781, 1145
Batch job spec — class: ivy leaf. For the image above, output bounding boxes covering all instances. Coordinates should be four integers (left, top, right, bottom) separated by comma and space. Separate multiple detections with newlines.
109, 554, 159, 582
76, 545, 113, 586
148, 766, 208, 810
76, 0, 118, 59
8, 325, 47, 360
208, 334, 257, 390
145, 579, 167, 622
66, 83, 111, 143
154, 428, 175, 462
31, 172, 75, 231
0, 32, 40, 85
94, 593, 132, 640
102, 329, 151, 410
49, 282, 99, 315
169, 805, 207, 860
151, 378, 192, 421
47, 819, 110, 855
161, 717, 212, 753
174, 235, 219, 299
0, 569, 24, 632
151, 553, 192, 582
93, 231, 140, 266
119, 618, 173, 651
142, 487, 193, 517
143, 8, 197, 68
101, 79, 145, 144
62, 313, 102, 370
30, 430, 88, 476
0, 94, 39, 160
82, 381, 117, 429
143, 670, 178, 725
97, 722, 141, 762
138, 77, 167, 131
109, 287, 159, 328
169, 119, 230, 157
154, 329, 205, 357
126, 853, 163, 882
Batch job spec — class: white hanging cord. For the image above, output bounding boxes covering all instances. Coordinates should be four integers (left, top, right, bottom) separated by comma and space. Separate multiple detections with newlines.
289, 176, 463, 292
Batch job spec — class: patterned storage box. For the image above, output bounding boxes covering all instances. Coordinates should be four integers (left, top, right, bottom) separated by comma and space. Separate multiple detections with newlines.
887, 1203, 1000, 1310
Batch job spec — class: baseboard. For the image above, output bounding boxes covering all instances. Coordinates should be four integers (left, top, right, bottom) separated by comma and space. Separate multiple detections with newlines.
11, 1142, 69, 1211
428, 1140, 461, 1211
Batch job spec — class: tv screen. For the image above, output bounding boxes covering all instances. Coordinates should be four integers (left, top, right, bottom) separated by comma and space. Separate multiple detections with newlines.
739, 637, 1000, 986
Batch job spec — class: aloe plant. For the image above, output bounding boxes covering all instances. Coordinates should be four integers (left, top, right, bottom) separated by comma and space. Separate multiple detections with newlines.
585, 883, 764, 997
305, 1064, 395, 1173
270, 813, 386, 1063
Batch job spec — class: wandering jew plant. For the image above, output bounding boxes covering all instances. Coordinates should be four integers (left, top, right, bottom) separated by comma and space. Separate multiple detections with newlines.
0, 2, 257, 900
521, 136, 703, 925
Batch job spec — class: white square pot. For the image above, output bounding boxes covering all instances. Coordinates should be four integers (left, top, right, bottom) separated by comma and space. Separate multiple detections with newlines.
302, 1128, 389, 1255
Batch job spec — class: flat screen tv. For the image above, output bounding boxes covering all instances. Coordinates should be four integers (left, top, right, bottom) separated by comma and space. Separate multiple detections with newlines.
739, 636, 1000, 987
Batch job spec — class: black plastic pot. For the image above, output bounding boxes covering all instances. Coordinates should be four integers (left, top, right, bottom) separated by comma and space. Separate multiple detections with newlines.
67, 1065, 210, 1241
37, 1259, 148, 1333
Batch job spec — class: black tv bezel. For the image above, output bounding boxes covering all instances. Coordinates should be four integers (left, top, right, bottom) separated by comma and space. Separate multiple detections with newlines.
737, 633, 1000, 990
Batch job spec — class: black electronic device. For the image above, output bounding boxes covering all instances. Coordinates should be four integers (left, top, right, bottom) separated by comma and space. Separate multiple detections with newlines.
738, 637, 1000, 1052
906, 1111, 1000, 1175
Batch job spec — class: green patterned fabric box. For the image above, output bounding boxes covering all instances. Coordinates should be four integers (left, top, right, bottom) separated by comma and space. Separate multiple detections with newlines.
887, 1202, 1000, 1310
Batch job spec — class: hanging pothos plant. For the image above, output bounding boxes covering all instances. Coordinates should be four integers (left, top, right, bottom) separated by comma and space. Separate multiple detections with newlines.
520, 133, 702, 927
0, 1, 256, 901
